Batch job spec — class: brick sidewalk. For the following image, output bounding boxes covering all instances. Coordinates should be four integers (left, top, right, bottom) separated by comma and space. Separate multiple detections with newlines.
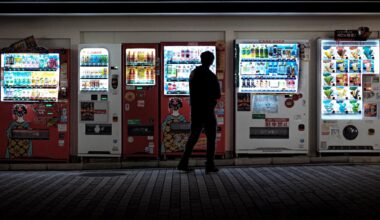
0, 165, 379, 220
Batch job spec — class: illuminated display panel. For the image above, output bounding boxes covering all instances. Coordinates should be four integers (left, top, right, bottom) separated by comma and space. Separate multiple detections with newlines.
79, 48, 109, 92
321, 40, 379, 120
1, 53, 60, 102
163, 45, 216, 95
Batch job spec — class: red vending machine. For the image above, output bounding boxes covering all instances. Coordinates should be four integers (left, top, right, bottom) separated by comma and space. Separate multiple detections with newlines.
0, 49, 70, 161
160, 41, 226, 158
122, 44, 159, 158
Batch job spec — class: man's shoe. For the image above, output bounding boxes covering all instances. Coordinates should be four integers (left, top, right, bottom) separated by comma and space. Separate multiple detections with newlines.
177, 166, 194, 172
205, 166, 219, 174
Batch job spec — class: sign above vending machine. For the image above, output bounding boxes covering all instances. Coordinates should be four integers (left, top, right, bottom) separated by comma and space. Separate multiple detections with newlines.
334, 27, 371, 41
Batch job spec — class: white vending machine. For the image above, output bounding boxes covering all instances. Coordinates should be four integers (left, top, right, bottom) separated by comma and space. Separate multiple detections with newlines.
78, 44, 122, 157
318, 39, 380, 153
234, 39, 310, 155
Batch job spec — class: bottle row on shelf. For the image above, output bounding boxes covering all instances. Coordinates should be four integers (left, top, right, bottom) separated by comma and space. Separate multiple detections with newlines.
164, 82, 188, 95
323, 86, 361, 101
126, 50, 155, 64
80, 54, 108, 66
164, 48, 213, 64
240, 78, 297, 90
80, 79, 108, 91
322, 46, 376, 60
1, 88, 58, 102
80, 67, 108, 79
240, 44, 299, 59
166, 64, 194, 80
126, 66, 155, 85
322, 59, 375, 74
240, 61, 297, 77
3, 54, 59, 69
3, 71, 58, 88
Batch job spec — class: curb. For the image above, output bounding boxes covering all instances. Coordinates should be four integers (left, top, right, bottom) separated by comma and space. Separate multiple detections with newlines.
0, 156, 379, 171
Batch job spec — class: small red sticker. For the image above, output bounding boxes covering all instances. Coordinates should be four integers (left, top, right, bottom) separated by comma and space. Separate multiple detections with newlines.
292, 94, 299, 101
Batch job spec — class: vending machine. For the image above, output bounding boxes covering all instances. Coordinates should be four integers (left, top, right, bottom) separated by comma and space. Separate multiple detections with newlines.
0, 49, 71, 160
160, 42, 226, 158
318, 39, 380, 153
77, 44, 122, 157
234, 39, 310, 155
122, 43, 159, 158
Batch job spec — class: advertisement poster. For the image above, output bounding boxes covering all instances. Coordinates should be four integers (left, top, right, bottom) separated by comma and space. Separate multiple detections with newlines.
80, 102, 94, 121
364, 103, 378, 118
252, 95, 278, 114
237, 93, 251, 111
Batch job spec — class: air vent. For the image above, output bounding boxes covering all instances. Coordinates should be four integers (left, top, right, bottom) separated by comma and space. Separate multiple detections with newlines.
328, 146, 373, 150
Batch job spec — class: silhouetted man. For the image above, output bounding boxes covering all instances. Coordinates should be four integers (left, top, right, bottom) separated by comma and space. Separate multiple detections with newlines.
177, 51, 221, 173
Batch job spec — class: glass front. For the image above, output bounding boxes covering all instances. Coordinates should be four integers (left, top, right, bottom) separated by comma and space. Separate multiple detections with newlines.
237, 43, 300, 93
163, 45, 216, 95
126, 48, 155, 86
79, 48, 109, 92
1, 53, 60, 102
321, 40, 380, 120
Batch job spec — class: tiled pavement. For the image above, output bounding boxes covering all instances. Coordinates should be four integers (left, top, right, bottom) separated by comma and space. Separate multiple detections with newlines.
0, 165, 379, 220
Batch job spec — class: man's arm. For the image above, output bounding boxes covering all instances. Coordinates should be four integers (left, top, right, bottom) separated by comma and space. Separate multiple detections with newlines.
213, 74, 221, 100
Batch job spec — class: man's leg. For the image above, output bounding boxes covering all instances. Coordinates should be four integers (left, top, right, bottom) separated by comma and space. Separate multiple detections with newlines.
178, 119, 202, 169
204, 110, 217, 169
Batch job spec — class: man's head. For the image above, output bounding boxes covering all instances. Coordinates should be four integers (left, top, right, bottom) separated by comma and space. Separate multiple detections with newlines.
200, 51, 215, 67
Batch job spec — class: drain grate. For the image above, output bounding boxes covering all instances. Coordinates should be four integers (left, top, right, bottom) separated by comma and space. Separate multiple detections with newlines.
79, 172, 126, 177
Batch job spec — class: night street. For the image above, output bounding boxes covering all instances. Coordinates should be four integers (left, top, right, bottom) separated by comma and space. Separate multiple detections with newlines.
0, 164, 379, 220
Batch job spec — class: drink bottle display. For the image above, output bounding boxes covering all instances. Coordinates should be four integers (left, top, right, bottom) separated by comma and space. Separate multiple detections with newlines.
1, 53, 60, 102
163, 45, 216, 95
238, 43, 299, 93
79, 48, 109, 92
125, 48, 155, 86
320, 40, 380, 120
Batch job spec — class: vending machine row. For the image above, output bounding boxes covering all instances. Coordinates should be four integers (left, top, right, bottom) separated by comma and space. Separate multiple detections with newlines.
77, 42, 226, 159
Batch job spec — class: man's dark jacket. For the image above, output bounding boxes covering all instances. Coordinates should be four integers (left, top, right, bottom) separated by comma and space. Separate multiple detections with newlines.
189, 66, 221, 110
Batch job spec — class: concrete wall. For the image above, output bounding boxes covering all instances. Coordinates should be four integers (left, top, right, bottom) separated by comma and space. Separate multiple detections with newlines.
0, 16, 380, 157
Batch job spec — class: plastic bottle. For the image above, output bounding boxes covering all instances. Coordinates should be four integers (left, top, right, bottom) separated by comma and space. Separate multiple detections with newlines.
251, 46, 255, 58
255, 46, 259, 59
